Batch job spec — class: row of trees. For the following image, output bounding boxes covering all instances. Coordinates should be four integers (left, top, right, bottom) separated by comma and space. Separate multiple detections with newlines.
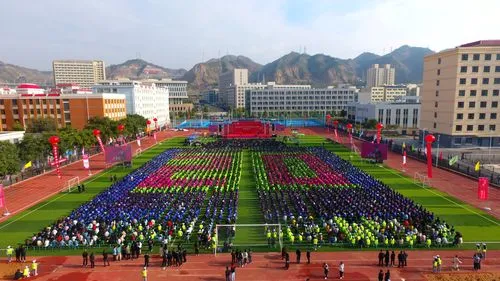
0, 114, 149, 178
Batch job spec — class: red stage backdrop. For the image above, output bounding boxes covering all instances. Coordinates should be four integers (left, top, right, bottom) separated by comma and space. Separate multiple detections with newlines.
105, 145, 132, 164
223, 121, 271, 138
360, 142, 388, 160
478, 177, 489, 200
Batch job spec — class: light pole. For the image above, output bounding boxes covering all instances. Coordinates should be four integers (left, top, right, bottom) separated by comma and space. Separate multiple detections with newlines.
435, 134, 440, 167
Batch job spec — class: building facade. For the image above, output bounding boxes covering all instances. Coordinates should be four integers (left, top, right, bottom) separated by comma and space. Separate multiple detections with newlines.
347, 101, 420, 131
421, 40, 500, 147
359, 85, 408, 103
246, 85, 358, 116
366, 64, 395, 88
93, 80, 170, 127
218, 69, 249, 106
141, 78, 192, 114
0, 131, 25, 144
232, 82, 311, 109
0, 84, 126, 131
200, 89, 219, 104
52, 60, 106, 87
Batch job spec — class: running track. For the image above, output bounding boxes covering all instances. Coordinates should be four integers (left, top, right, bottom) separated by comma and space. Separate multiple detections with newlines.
0, 250, 498, 280
301, 127, 500, 221
0, 130, 191, 224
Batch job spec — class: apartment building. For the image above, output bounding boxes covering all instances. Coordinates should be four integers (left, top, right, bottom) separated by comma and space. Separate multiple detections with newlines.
246, 85, 358, 116
366, 64, 395, 88
141, 78, 193, 114
421, 40, 500, 147
52, 60, 106, 87
359, 85, 408, 103
93, 80, 170, 127
0, 84, 125, 131
218, 69, 249, 106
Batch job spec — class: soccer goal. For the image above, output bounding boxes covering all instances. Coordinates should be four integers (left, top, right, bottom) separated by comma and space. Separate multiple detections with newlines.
136, 148, 142, 156
214, 224, 282, 256
66, 176, 80, 193
413, 172, 431, 188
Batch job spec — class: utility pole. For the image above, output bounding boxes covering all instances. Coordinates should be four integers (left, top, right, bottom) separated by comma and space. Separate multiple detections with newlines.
435, 134, 441, 167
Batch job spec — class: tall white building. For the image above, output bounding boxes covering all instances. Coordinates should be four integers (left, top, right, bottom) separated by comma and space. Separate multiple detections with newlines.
366, 64, 395, 88
347, 100, 420, 131
93, 80, 170, 127
218, 69, 249, 106
246, 85, 358, 116
53, 60, 106, 87
230, 82, 311, 109
358, 85, 408, 103
141, 78, 192, 114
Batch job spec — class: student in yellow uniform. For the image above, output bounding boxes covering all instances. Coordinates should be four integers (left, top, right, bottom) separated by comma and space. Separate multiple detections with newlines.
31, 260, 38, 276
141, 266, 148, 281
6, 246, 13, 263
23, 265, 30, 278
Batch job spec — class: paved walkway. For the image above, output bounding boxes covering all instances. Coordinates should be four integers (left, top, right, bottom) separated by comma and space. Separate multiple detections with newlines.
295, 127, 500, 220
0, 130, 190, 223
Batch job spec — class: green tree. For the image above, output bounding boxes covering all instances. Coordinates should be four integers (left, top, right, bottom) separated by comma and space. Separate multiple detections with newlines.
85, 116, 118, 141
26, 118, 57, 133
17, 134, 51, 163
0, 141, 20, 177
364, 119, 378, 129
12, 121, 25, 131
123, 114, 147, 135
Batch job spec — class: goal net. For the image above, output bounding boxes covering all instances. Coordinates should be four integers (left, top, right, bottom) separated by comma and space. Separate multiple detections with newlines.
413, 172, 431, 188
66, 177, 80, 193
214, 224, 282, 255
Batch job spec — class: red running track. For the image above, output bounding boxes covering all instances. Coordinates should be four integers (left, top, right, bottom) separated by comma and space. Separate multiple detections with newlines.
0, 130, 192, 224
301, 127, 500, 221
0, 250, 498, 281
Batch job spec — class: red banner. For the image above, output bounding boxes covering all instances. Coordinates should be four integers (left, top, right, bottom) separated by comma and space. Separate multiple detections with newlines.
52, 145, 62, 179
478, 177, 489, 200
96, 135, 105, 154
82, 154, 90, 169
0, 184, 5, 209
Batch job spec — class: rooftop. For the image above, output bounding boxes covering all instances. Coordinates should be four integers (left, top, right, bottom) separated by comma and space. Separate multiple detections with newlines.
459, 40, 500, 47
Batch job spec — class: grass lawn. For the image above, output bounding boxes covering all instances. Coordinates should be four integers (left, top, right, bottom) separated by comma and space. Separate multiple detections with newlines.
0, 137, 186, 253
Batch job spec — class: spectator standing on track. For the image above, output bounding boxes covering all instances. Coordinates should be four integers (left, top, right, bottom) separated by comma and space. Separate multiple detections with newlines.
144, 252, 150, 267
15, 246, 20, 262
230, 262, 236, 281
103, 250, 110, 266
90, 252, 95, 268
82, 249, 89, 267
436, 255, 442, 273
141, 267, 148, 281
225, 266, 230, 281
339, 261, 344, 280
397, 251, 403, 268
296, 248, 301, 264
403, 251, 408, 267
285, 252, 290, 270
384, 270, 390, 281
6, 246, 13, 263
323, 262, 329, 279
20, 245, 26, 262
384, 250, 389, 267
432, 256, 438, 273
390, 251, 395, 266
378, 269, 384, 281
306, 249, 311, 264
482, 243, 487, 259
378, 250, 384, 266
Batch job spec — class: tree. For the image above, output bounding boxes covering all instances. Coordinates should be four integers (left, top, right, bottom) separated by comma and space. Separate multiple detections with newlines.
364, 119, 378, 129
26, 118, 57, 133
202, 105, 209, 113
123, 114, 147, 135
17, 134, 51, 164
0, 141, 20, 177
85, 116, 118, 142
12, 121, 24, 131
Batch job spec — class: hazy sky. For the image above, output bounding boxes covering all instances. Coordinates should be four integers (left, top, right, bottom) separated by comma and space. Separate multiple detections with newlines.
2, 0, 499, 70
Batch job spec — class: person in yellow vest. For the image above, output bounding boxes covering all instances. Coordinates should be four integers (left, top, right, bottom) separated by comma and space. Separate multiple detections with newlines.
432, 257, 438, 273
426, 238, 432, 248
141, 266, 148, 281
313, 237, 318, 250
436, 255, 442, 273
31, 260, 38, 276
266, 230, 272, 247
6, 246, 13, 263
23, 265, 30, 278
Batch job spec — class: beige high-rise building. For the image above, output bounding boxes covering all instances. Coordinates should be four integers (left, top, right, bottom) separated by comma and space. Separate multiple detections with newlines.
218, 69, 249, 106
421, 40, 500, 147
53, 60, 106, 87
366, 64, 395, 88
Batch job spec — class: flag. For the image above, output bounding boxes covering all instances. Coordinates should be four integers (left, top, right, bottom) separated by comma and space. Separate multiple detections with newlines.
359, 130, 364, 138
424, 147, 427, 155
82, 154, 90, 169
23, 161, 32, 169
403, 150, 407, 167
0, 184, 5, 208
475, 161, 480, 171
402, 142, 406, 151
449, 155, 458, 166
81, 147, 85, 156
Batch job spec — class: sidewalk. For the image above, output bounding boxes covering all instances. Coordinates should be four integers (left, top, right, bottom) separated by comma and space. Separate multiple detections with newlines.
0, 130, 190, 223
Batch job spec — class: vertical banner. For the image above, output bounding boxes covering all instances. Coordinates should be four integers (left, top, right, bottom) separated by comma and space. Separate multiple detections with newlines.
376, 123, 383, 144
82, 154, 90, 169
425, 135, 436, 178
153, 132, 157, 142
0, 184, 5, 209
137, 136, 142, 147
478, 177, 489, 200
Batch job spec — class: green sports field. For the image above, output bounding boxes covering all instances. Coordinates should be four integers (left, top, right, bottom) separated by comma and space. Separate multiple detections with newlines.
0, 135, 499, 255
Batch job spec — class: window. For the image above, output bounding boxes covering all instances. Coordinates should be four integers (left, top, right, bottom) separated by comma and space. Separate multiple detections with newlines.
433, 122, 436, 129
469, 101, 476, 108
482, 90, 488, 96
462, 54, 468, 61
470, 90, 476, 96
454, 138, 462, 144
457, 113, 463, 120
456, 125, 462, 131
434, 112, 437, 118
479, 113, 486, 119
435, 90, 439, 97
472, 66, 479, 72
467, 125, 473, 131
483, 78, 489, 84
485, 54, 492, 60
494, 90, 499, 96
490, 124, 496, 131
492, 101, 498, 108
480, 101, 487, 108
496, 66, 500, 72
458, 101, 464, 108
438, 58, 441, 64
484, 66, 490, 72
490, 113, 497, 119
459, 78, 466, 84
460, 66, 467, 73
497, 54, 500, 60
436, 80, 440, 86
471, 78, 478, 84
494, 78, 500, 84
478, 125, 485, 131
435, 101, 438, 108
437, 69, 441, 75
468, 113, 475, 119
458, 90, 465, 96
473, 54, 480, 60
465, 138, 473, 144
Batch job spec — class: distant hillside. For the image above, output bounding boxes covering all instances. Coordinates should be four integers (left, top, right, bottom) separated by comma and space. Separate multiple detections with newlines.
182, 55, 262, 91
106, 59, 187, 80
0, 61, 52, 85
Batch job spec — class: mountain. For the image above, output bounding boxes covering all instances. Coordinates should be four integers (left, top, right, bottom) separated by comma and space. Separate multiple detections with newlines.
0, 61, 53, 85
106, 59, 187, 80
182, 55, 261, 90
